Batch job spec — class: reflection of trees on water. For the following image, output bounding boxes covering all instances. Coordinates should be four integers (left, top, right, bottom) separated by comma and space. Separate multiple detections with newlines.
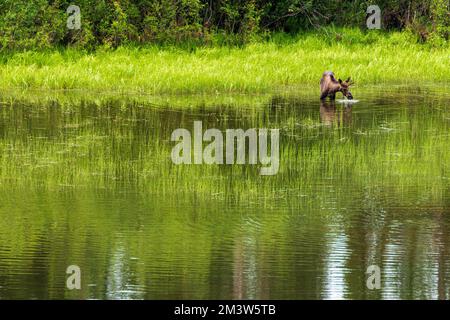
233, 217, 260, 300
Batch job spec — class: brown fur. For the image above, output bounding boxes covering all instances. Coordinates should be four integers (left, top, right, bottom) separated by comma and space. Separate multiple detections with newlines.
320, 71, 353, 100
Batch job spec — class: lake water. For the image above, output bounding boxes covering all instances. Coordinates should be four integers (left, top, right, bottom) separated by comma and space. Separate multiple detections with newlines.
0, 86, 449, 299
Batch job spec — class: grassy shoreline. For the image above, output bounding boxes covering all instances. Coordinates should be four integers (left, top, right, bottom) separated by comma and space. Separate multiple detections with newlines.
0, 30, 448, 95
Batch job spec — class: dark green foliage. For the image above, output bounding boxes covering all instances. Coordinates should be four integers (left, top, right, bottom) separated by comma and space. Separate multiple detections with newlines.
0, 0, 448, 50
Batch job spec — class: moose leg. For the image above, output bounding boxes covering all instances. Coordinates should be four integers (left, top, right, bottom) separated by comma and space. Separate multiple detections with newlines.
320, 91, 328, 100
329, 93, 336, 100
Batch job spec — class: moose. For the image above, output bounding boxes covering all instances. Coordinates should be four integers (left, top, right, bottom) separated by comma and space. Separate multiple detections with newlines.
320, 71, 353, 100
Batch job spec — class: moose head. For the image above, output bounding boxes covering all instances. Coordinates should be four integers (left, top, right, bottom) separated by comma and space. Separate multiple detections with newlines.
338, 77, 354, 100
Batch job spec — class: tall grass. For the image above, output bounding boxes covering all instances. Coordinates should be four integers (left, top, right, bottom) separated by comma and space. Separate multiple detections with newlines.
0, 29, 448, 94
1, 87, 448, 204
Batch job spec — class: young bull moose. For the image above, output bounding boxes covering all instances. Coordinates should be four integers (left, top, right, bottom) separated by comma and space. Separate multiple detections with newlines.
320, 71, 353, 100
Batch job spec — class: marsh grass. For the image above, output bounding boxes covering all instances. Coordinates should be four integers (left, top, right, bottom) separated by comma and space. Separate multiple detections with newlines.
0, 29, 448, 95
0, 87, 448, 206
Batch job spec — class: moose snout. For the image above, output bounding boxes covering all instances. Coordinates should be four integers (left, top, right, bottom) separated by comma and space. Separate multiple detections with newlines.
347, 93, 353, 100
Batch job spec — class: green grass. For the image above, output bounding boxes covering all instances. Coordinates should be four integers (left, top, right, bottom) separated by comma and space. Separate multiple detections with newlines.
1, 87, 449, 204
0, 29, 448, 94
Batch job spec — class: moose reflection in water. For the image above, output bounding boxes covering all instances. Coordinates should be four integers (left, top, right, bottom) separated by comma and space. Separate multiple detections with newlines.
319, 100, 352, 126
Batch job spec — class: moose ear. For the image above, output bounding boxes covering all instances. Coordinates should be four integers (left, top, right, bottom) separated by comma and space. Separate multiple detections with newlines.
346, 77, 351, 82
338, 79, 342, 84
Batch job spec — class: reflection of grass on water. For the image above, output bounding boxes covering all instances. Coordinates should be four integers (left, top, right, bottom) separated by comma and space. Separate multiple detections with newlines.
0, 88, 273, 110
0, 29, 448, 94
0, 90, 448, 207
0, 90, 448, 299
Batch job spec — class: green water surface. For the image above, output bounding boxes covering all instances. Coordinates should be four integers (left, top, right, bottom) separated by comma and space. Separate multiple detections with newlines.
0, 86, 449, 299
